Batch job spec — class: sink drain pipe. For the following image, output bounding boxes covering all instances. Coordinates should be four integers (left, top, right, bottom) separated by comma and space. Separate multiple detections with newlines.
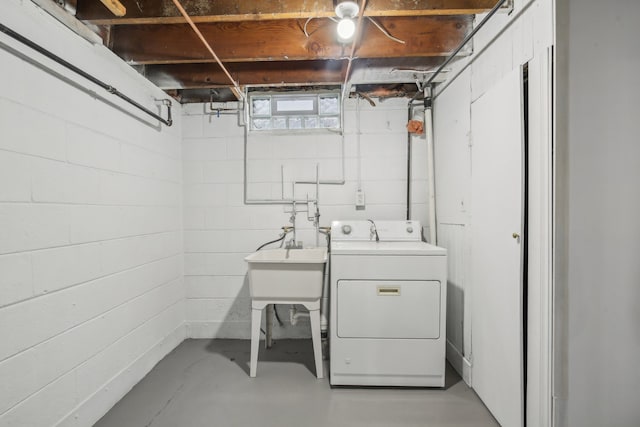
289, 306, 310, 326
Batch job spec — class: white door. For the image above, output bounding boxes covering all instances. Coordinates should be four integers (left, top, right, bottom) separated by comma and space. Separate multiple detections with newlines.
470, 68, 524, 427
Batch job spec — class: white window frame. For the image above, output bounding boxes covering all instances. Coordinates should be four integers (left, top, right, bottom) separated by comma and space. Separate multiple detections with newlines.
249, 91, 341, 132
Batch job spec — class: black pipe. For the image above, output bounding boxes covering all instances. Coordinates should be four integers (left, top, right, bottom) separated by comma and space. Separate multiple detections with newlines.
424, 0, 509, 87
0, 23, 173, 126
405, 0, 507, 220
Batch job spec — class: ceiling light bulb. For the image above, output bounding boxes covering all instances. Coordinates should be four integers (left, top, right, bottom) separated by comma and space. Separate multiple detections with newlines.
337, 18, 356, 42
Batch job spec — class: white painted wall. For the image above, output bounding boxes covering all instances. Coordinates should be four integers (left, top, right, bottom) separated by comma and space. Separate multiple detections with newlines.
0, 1, 184, 426
182, 98, 428, 338
433, 0, 553, 386
555, 1, 640, 425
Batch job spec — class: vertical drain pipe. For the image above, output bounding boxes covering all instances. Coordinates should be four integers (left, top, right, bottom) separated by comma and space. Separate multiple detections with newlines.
424, 86, 437, 244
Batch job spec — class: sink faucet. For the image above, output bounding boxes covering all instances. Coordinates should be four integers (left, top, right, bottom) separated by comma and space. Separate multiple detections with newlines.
285, 201, 302, 249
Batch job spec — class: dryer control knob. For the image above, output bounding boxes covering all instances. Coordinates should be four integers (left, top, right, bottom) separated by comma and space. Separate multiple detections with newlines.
341, 224, 352, 235
406, 226, 414, 233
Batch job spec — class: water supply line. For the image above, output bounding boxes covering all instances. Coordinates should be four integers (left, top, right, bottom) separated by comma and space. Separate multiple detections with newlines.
255, 227, 293, 251
341, 0, 367, 101
171, 0, 243, 100
243, 88, 346, 203
367, 219, 380, 242
243, 97, 341, 206
0, 23, 173, 126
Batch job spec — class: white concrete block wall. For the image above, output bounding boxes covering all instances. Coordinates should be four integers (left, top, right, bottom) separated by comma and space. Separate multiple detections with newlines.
432, 0, 553, 378
182, 97, 428, 338
0, 1, 184, 426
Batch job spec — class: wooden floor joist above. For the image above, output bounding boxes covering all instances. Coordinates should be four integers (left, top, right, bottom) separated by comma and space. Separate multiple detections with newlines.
77, 0, 498, 25
71, 0, 503, 102
111, 16, 472, 64
139, 57, 445, 89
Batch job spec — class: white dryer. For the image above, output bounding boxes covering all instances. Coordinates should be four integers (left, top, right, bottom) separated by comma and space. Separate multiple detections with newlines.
329, 220, 447, 387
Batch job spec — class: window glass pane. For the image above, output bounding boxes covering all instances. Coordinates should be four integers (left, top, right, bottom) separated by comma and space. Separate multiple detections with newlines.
252, 118, 271, 130
276, 99, 314, 113
320, 116, 340, 129
319, 96, 339, 115
304, 117, 319, 129
272, 117, 287, 129
252, 98, 270, 116
288, 117, 303, 129
250, 93, 340, 131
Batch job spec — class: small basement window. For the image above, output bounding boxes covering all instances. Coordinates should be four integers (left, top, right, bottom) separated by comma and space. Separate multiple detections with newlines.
250, 92, 341, 131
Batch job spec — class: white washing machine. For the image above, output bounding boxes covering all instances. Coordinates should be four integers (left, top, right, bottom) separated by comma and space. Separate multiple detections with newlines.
329, 220, 447, 387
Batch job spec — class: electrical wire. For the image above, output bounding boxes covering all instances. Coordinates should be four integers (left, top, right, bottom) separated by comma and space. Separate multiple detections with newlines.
366, 17, 405, 44
303, 17, 314, 37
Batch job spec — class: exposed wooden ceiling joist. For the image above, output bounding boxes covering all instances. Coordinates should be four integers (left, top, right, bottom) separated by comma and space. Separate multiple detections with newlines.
111, 16, 472, 65
77, 0, 497, 25
73, 0, 502, 102
140, 60, 344, 89
98, 0, 126, 17
140, 57, 446, 89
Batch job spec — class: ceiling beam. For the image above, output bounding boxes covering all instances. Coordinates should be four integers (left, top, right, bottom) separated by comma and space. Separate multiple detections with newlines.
77, 0, 498, 25
111, 16, 472, 65
98, 0, 126, 17
141, 60, 344, 89
141, 58, 446, 89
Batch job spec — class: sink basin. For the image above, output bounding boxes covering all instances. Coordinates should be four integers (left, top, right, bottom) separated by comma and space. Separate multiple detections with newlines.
245, 248, 327, 301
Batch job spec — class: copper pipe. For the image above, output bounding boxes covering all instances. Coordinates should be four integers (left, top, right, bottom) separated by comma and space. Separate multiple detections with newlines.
341, 0, 367, 100
171, 0, 243, 100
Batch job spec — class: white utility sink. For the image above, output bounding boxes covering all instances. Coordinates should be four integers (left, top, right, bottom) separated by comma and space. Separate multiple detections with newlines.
244, 248, 327, 301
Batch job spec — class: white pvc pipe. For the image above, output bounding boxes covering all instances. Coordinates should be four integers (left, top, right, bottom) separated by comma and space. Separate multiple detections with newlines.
244, 91, 347, 206
289, 306, 310, 326
425, 87, 437, 245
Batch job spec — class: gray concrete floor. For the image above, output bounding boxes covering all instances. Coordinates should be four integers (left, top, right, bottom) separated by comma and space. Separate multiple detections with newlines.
95, 339, 499, 427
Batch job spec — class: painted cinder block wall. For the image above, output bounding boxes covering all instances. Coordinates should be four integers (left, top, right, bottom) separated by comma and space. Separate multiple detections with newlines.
181, 98, 430, 339
0, 1, 184, 426
432, 0, 553, 384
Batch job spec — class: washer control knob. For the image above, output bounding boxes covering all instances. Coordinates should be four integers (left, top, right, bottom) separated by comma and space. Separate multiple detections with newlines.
406, 226, 414, 233
342, 224, 352, 235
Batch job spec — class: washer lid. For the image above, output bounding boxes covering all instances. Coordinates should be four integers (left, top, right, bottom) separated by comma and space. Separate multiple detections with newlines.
331, 240, 446, 256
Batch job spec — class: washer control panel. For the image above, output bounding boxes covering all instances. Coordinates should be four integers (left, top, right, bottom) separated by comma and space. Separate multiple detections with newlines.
331, 220, 422, 242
